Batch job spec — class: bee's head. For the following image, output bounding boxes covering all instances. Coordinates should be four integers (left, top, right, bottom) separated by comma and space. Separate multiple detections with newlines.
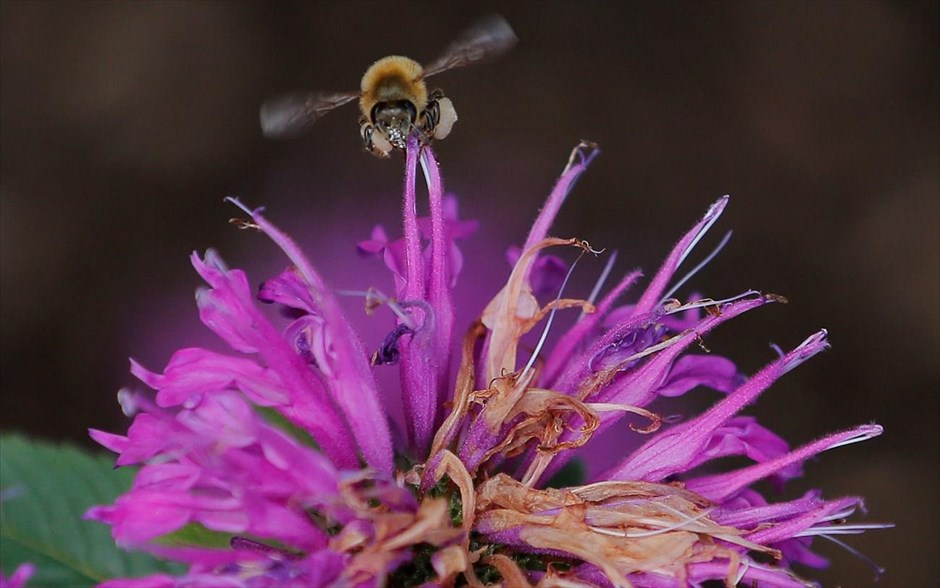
371, 100, 417, 149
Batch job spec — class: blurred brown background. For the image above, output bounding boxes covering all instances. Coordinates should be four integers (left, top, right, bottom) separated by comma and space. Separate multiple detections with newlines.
1, 1, 937, 586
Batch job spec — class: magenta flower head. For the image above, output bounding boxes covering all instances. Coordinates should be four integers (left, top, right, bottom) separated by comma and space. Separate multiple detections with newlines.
86, 134, 888, 587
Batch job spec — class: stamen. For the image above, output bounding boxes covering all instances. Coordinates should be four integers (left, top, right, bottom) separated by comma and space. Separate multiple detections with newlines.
522, 142, 600, 253
732, 559, 750, 585
660, 289, 762, 316
418, 148, 434, 196
594, 332, 686, 371
579, 250, 618, 322
519, 248, 587, 379
400, 299, 435, 335
818, 504, 861, 522
566, 140, 601, 171
798, 523, 895, 536
610, 508, 715, 538
228, 218, 259, 230
372, 324, 415, 366
336, 288, 419, 331
651, 500, 775, 555
224, 196, 261, 217
677, 196, 729, 268
729, 561, 813, 586
658, 229, 733, 306
781, 329, 830, 375
816, 534, 887, 579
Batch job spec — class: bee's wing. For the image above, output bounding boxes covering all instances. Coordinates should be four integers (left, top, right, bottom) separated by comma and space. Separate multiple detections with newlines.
260, 91, 359, 139
423, 14, 517, 78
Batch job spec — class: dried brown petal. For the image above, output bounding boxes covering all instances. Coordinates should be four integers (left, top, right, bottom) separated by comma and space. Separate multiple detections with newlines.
482, 553, 533, 587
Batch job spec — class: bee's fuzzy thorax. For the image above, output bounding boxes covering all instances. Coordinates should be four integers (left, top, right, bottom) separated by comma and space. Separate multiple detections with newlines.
359, 55, 428, 116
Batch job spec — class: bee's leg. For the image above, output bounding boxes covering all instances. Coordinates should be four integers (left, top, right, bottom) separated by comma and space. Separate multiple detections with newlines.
360, 118, 392, 158
422, 89, 457, 141
420, 90, 444, 137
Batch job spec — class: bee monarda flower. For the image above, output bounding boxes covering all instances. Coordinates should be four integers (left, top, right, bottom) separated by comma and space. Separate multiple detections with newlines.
86, 137, 887, 587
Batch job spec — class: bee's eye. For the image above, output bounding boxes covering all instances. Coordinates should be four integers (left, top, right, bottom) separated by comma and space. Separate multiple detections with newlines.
371, 100, 418, 124
402, 100, 417, 123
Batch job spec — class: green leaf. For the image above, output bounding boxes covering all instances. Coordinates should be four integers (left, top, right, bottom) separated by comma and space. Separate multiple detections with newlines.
0, 433, 183, 586
157, 523, 233, 550
255, 407, 318, 449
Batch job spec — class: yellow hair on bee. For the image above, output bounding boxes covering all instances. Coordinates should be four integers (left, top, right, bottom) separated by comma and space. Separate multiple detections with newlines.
359, 56, 428, 118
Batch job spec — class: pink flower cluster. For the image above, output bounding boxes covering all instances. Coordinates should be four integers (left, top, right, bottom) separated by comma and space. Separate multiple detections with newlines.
87, 139, 886, 587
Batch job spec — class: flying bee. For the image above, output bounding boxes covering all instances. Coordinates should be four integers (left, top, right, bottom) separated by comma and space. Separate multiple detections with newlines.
260, 15, 517, 157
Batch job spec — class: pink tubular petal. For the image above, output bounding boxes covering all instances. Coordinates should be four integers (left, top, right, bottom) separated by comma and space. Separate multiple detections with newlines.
145, 544, 266, 566
192, 250, 261, 354
131, 462, 201, 490
218, 207, 394, 474
87, 393, 343, 556
281, 315, 333, 374
133, 349, 290, 408
256, 426, 340, 499
604, 330, 831, 482
398, 137, 435, 453
473, 144, 599, 392
174, 392, 257, 448
718, 488, 812, 525
400, 135, 425, 303
391, 142, 457, 456
386, 142, 462, 455
655, 354, 739, 397
88, 428, 129, 455
521, 142, 600, 252
686, 561, 816, 588
686, 424, 883, 502
0, 563, 35, 588
191, 251, 360, 469
682, 416, 801, 482
256, 267, 317, 313
90, 461, 329, 550
383, 238, 408, 286
358, 224, 389, 254
238, 498, 326, 550
506, 247, 570, 297
739, 495, 862, 544
305, 550, 346, 586
528, 297, 770, 481
541, 269, 642, 387
421, 146, 455, 454
86, 491, 192, 544
744, 497, 867, 564
632, 195, 729, 316
626, 561, 816, 588
534, 295, 770, 485
107, 413, 172, 466
780, 537, 832, 570
564, 294, 766, 404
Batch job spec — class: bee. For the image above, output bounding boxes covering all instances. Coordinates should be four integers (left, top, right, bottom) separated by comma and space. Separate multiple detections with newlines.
260, 15, 517, 157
